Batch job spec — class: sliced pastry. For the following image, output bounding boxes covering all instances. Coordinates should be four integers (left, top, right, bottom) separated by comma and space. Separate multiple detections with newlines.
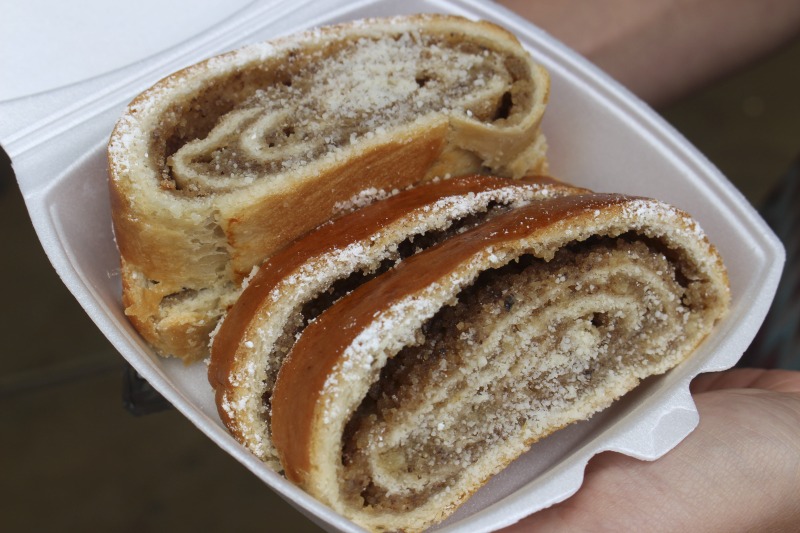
267, 191, 729, 532
209, 175, 586, 470
108, 14, 550, 361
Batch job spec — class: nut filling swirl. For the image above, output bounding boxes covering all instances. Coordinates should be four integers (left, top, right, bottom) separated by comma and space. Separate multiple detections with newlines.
339, 237, 706, 512
107, 15, 550, 362
168, 33, 532, 194
268, 193, 729, 533
208, 176, 585, 471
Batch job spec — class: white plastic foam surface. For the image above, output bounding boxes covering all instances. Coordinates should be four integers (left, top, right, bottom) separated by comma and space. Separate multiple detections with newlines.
0, 0, 254, 101
2, 1, 785, 532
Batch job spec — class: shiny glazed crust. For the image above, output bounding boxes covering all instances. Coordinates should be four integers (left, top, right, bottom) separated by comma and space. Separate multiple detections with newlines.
107, 14, 551, 362
208, 175, 588, 470
268, 193, 729, 532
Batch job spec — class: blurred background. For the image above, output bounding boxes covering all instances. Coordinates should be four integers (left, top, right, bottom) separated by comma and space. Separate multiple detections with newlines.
2, 7, 799, 533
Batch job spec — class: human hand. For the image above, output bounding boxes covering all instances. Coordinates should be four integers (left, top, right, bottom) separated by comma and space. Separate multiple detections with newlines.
495, 0, 800, 106
500, 368, 800, 532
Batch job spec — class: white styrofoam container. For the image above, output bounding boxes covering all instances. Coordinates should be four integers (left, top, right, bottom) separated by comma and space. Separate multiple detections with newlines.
1, 0, 784, 531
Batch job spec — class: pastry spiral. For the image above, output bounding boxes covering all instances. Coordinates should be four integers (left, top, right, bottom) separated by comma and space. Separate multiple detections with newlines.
209, 175, 587, 470
266, 192, 729, 532
107, 14, 550, 361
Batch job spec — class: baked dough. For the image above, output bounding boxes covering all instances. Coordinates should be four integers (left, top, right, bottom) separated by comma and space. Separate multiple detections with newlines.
107, 14, 550, 362
209, 175, 587, 470
266, 192, 729, 532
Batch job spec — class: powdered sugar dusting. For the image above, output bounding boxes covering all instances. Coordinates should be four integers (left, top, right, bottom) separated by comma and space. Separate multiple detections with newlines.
333, 187, 401, 214
109, 17, 541, 197
315, 194, 724, 431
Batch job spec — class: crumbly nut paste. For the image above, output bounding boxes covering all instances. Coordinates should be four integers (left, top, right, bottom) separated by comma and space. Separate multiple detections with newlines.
340, 237, 703, 511
108, 16, 548, 363
159, 32, 529, 195
267, 193, 728, 532
209, 176, 580, 469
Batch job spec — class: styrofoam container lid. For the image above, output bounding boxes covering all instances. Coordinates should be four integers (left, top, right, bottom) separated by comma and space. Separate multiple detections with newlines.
1, 0, 784, 531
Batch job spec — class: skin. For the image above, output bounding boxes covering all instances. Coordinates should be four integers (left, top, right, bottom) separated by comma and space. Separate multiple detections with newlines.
496, 0, 800, 105
500, 369, 800, 531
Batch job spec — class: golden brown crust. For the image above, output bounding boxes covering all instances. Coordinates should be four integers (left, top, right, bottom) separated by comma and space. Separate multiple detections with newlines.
208, 175, 573, 386
107, 14, 551, 362
268, 192, 729, 532
222, 123, 450, 281
208, 174, 585, 466
271, 193, 635, 480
